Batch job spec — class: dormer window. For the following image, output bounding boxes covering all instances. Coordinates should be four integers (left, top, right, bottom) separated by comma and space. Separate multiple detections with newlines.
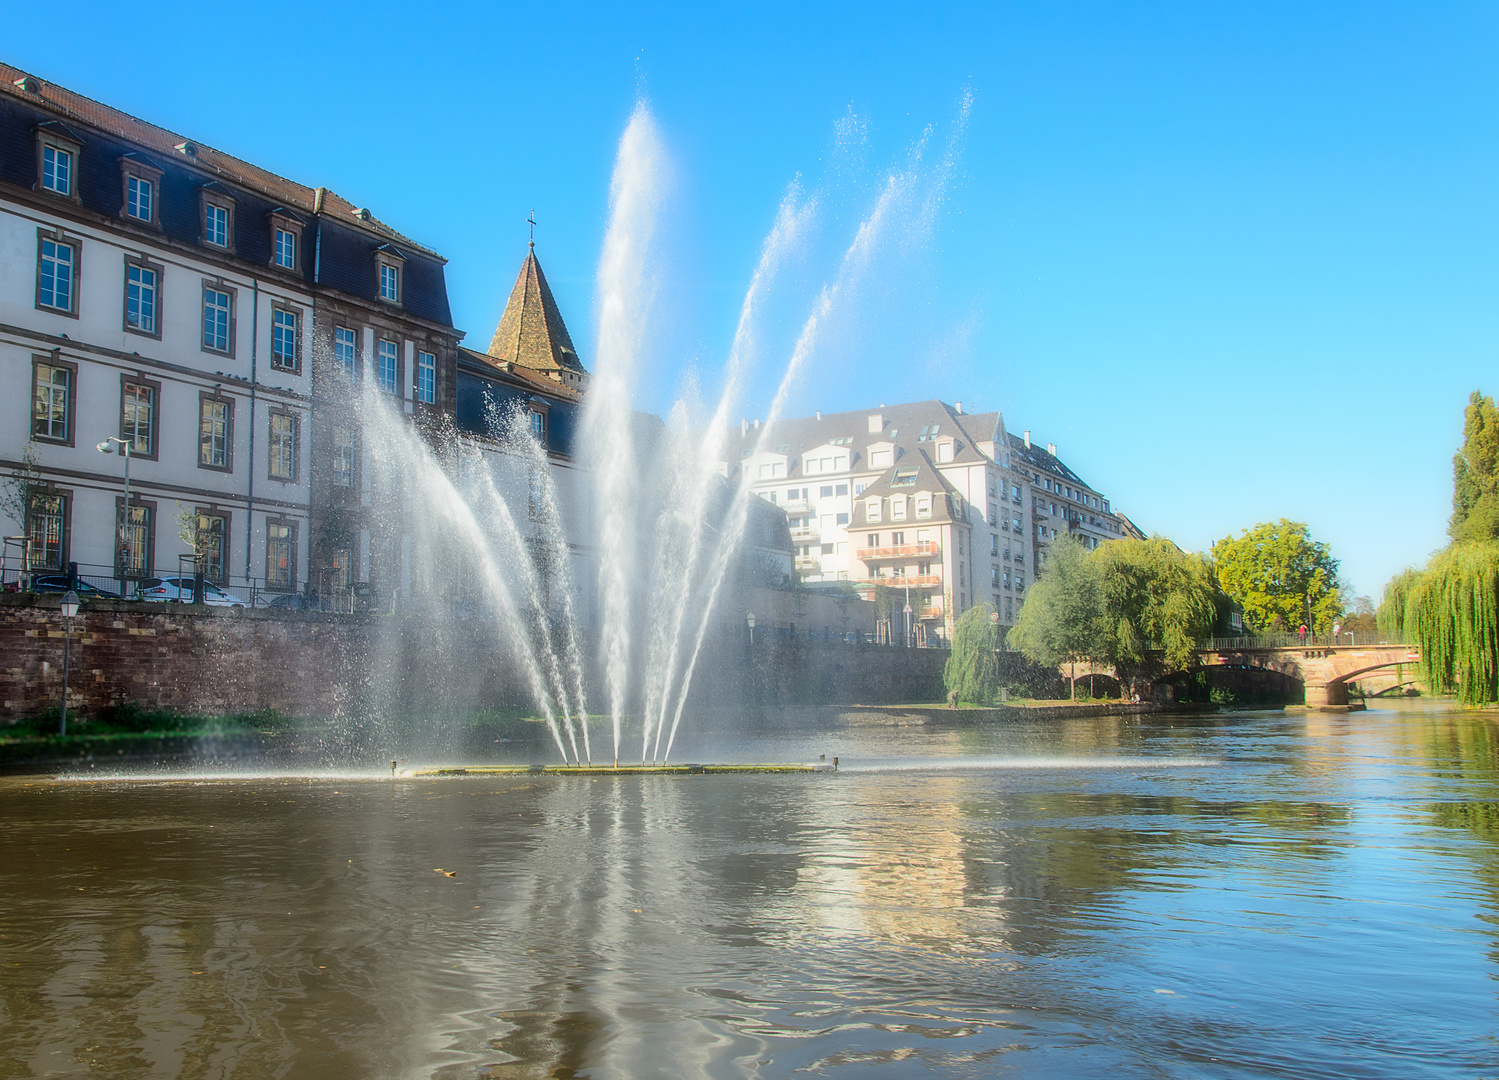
35, 125, 82, 202
119, 155, 163, 229
916, 493, 932, 517
43, 144, 72, 195
866, 497, 882, 522
936, 440, 954, 463
375, 245, 406, 306
199, 185, 236, 252
267, 210, 305, 275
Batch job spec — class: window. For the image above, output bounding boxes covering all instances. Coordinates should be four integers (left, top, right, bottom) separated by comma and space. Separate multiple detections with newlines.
275, 228, 296, 269
334, 326, 357, 380
333, 426, 355, 488
836, 512, 849, 525
820, 485, 834, 498
867, 534, 880, 547
199, 396, 232, 470
204, 202, 229, 247
127, 175, 152, 222
118, 501, 153, 578
836, 484, 848, 496
26, 491, 66, 571
870, 449, 893, 468
991, 535, 999, 556
892, 468, 918, 487
529, 409, 546, 440
41, 143, 72, 196
120, 379, 156, 457
32, 360, 73, 443
268, 413, 298, 481
265, 521, 295, 590
377, 339, 398, 393
380, 263, 399, 303
916, 493, 931, 518
125, 260, 159, 336
37, 234, 76, 314
891, 531, 905, 546
195, 512, 227, 583
203, 285, 232, 353
272, 307, 300, 371
417, 351, 437, 404
891, 496, 907, 521
821, 543, 833, 555
937, 441, 954, 463
854, 482, 867, 496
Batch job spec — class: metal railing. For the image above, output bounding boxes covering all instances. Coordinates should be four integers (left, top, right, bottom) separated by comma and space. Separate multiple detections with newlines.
0, 558, 305, 610
1196, 632, 1410, 651
855, 541, 941, 560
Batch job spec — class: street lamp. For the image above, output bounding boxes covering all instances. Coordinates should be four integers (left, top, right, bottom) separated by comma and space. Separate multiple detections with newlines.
747, 611, 756, 646
97, 437, 132, 594
59, 589, 79, 736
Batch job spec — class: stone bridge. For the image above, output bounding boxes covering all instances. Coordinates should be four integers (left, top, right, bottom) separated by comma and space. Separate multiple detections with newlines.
1066, 639, 1421, 707
1196, 642, 1420, 706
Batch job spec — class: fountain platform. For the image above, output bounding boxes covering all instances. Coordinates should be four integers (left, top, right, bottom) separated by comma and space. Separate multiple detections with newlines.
405, 762, 836, 777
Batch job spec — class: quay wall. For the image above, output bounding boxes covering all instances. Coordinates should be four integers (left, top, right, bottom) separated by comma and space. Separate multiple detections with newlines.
0, 593, 946, 722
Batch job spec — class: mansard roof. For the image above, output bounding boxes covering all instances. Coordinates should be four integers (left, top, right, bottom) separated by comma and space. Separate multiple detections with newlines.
853, 447, 966, 526
0, 61, 444, 261
487, 245, 587, 377
725, 400, 1002, 478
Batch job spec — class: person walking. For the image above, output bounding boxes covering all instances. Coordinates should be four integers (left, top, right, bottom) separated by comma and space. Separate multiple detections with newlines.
1298, 623, 1308, 645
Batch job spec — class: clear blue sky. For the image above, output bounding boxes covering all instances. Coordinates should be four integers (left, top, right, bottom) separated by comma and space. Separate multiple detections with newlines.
9, 1, 1496, 598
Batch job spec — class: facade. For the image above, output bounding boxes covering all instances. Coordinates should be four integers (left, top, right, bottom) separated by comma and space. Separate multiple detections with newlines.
0, 65, 460, 604
0, 66, 316, 596
723, 401, 1130, 643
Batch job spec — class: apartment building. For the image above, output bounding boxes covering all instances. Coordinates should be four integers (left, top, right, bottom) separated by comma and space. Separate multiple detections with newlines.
724, 400, 1130, 643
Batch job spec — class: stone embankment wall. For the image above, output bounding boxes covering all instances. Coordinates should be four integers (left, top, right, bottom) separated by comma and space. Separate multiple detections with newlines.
0, 594, 946, 722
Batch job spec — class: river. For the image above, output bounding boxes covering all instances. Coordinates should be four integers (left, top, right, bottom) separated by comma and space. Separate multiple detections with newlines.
2, 700, 1497, 1078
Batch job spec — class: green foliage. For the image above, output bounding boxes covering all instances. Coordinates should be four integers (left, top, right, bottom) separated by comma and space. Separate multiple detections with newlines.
1093, 537, 1218, 673
1007, 536, 1102, 669
1450, 391, 1499, 544
1404, 543, 1499, 706
1210, 519, 1341, 632
1378, 568, 1424, 640
944, 602, 1000, 704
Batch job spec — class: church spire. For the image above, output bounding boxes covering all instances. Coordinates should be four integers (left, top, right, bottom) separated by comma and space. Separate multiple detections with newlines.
487, 238, 587, 388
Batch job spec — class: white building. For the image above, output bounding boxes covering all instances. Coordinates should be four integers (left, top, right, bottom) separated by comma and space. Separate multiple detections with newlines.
723, 401, 1131, 642
0, 66, 316, 596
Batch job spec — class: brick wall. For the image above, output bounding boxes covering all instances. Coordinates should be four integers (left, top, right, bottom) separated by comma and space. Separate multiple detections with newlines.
0, 593, 948, 722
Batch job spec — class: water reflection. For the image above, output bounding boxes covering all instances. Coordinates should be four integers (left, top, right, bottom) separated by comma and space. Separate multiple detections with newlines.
3, 703, 1499, 1077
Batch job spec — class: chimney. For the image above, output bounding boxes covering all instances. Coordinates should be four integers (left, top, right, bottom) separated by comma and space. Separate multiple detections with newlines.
867, 413, 883, 434
1047, 443, 1057, 456
753, 418, 760, 430
816, 410, 821, 420
1023, 430, 1031, 449
955, 401, 963, 414
741, 418, 748, 436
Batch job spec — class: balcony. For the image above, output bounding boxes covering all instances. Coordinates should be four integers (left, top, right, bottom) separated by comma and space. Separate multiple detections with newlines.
794, 554, 821, 572
790, 526, 819, 542
866, 573, 943, 590
782, 498, 810, 512
856, 540, 941, 561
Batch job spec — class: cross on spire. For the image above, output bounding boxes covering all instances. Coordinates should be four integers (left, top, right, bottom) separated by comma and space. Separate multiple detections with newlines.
527, 210, 536, 247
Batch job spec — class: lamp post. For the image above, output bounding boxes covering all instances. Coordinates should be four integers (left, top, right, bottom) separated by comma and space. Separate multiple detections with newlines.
747, 611, 756, 646
97, 438, 133, 594
59, 589, 79, 736
903, 580, 913, 648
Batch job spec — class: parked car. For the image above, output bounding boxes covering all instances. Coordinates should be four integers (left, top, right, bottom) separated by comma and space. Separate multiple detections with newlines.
28, 575, 121, 599
134, 577, 247, 608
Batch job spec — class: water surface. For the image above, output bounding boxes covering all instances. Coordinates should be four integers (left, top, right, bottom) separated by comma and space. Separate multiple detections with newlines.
3, 701, 1498, 1078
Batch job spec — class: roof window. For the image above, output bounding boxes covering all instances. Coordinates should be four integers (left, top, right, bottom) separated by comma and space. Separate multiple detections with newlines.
892, 468, 918, 487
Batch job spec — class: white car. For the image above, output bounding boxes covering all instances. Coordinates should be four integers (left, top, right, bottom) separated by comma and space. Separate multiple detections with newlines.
134, 576, 247, 608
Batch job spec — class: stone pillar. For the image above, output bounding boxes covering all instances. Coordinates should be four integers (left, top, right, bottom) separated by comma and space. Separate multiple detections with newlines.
1304, 681, 1348, 707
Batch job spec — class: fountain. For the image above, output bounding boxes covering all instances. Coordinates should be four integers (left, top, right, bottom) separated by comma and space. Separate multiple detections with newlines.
344, 97, 967, 770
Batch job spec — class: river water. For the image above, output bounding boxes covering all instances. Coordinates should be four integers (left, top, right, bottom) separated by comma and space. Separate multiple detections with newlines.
2, 700, 1498, 1078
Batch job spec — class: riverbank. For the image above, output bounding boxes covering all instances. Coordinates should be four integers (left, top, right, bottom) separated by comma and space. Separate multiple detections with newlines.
830, 700, 1221, 726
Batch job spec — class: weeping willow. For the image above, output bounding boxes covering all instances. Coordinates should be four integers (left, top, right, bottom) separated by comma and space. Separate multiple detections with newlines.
1377, 567, 1424, 640
1404, 543, 1499, 706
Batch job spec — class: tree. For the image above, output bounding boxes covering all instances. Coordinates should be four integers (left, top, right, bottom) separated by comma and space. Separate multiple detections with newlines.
1093, 537, 1218, 675
1211, 520, 1341, 632
1008, 536, 1102, 698
1377, 569, 1423, 640
1450, 391, 1499, 544
944, 602, 1000, 705
1404, 543, 1499, 706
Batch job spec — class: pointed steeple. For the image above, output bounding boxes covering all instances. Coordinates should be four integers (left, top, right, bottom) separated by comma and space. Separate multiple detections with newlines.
487, 243, 587, 388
